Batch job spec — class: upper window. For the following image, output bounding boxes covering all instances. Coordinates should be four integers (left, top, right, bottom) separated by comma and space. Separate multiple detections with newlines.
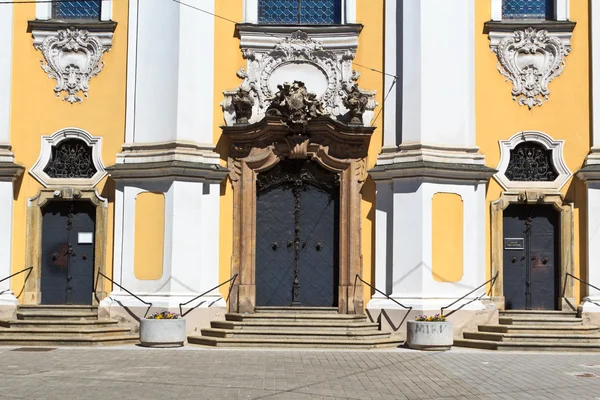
258, 0, 342, 24
53, 0, 101, 20
502, 0, 552, 20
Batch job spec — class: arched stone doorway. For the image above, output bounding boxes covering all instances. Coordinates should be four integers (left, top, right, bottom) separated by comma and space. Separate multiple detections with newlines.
223, 115, 374, 314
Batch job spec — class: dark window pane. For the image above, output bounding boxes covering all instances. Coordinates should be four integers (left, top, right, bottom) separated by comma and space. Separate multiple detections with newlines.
54, 0, 101, 20
502, 0, 552, 20
258, 0, 342, 24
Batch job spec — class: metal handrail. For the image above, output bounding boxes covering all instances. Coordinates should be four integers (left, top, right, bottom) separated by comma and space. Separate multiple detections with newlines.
440, 271, 499, 318
179, 274, 238, 317
0, 266, 33, 287
94, 271, 153, 318
354, 274, 413, 311
562, 273, 600, 311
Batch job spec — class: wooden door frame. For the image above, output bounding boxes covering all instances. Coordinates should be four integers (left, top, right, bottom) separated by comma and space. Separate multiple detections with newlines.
491, 191, 575, 310
223, 116, 374, 314
23, 188, 108, 305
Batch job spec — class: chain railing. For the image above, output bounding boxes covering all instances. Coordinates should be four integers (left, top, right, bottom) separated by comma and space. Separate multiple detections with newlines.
354, 274, 413, 328
0, 267, 33, 298
179, 274, 238, 317
440, 271, 499, 318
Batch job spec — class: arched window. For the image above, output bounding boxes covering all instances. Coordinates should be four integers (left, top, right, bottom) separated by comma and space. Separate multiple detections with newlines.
43, 138, 97, 179
53, 0, 101, 20
502, 0, 552, 20
258, 0, 342, 25
505, 142, 557, 182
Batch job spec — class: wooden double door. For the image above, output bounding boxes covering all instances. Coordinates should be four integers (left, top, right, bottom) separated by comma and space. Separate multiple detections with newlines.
503, 204, 559, 310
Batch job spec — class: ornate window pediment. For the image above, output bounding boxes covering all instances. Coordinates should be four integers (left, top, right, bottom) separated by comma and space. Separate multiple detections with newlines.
494, 131, 571, 191
30, 128, 107, 188
221, 26, 377, 127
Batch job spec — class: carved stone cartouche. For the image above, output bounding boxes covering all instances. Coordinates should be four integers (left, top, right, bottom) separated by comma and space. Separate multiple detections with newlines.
266, 80, 327, 127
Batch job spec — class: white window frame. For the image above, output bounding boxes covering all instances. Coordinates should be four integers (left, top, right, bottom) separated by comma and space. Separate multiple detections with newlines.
491, 0, 569, 21
36, 0, 112, 21
243, 0, 355, 24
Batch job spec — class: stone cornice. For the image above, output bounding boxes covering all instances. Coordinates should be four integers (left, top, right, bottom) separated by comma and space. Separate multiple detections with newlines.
369, 161, 496, 183
0, 162, 25, 182
483, 20, 576, 34
105, 160, 228, 184
27, 20, 118, 33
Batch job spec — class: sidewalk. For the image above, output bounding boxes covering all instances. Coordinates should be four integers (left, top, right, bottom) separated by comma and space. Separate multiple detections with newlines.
0, 345, 599, 399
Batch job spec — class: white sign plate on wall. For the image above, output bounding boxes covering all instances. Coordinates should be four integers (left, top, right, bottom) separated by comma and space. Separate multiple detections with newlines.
78, 232, 94, 244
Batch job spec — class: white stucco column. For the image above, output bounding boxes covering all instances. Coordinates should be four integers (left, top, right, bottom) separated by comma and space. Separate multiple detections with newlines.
0, 3, 17, 314
125, 0, 215, 145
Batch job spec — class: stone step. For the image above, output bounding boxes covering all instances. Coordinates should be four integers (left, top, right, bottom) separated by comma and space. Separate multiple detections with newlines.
19, 305, 98, 312
201, 328, 390, 340
499, 310, 578, 318
464, 332, 600, 343
0, 319, 119, 328
454, 338, 600, 352
188, 335, 402, 349
0, 326, 131, 338
478, 324, 599, 334
211, 320, 380, 331
17, 311, 98, 321
254, 307, 339, 314
499, 316, 583, 326
0, 334, 139, 347
225, 313, 367, 323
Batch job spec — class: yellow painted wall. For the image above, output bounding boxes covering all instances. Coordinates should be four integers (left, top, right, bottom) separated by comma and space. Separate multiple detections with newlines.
475, 1, 590, 301
214, 2, 385, 303
134, 193, 165, 280
431, 193, 464, 283
10, 1, 128, 296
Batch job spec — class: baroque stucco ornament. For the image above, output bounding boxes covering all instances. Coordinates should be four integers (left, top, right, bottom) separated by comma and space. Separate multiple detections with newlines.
222, 29, 377, 126
493, 28, 571, 109
33, 28, 111, 103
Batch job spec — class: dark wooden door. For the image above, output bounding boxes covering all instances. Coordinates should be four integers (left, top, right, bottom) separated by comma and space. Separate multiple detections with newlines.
41, 201, 95, 305
255, 160, 339, 307
503, 204, 559, 310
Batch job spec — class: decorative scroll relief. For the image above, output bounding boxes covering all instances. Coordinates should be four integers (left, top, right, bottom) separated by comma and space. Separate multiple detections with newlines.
494, 130, 571, 191
490, 28, 571, 109
30, 127, 107, 188
32, 28, 112, 103
222, 30, 377, 126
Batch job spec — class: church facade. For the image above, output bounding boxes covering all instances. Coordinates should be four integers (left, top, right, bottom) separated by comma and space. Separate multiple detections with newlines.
0, 0, 598, 338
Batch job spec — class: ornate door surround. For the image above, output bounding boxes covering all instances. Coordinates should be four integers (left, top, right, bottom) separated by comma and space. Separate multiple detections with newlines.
491, 191, 575, 310
223, 116, 374, 314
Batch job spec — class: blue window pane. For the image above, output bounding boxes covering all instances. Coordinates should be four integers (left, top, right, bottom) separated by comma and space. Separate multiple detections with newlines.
502, 0, 552, 20
258, 0, 342, 24
55, 0, 101, 20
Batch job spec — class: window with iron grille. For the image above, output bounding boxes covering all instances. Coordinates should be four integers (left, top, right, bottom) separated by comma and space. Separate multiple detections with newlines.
53, 0, 101, 20
502, 0, 552, 20
258, 0, 342, 25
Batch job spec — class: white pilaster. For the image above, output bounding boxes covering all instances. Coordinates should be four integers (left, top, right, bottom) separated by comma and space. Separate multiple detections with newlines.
383, 0, 398, 148
0, 4, 16, 311
582, 182, 600, 311
105, 179, 223, 310
592, 0, 600, 150
368, 181, 487, 311
402, 0, 475, 147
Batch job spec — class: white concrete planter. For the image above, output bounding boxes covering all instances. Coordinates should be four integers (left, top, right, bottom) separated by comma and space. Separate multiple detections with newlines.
407, 321, 453, 351
139, 318, 186, 348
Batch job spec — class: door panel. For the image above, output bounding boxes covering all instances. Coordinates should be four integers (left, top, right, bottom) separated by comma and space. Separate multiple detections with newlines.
41, 201, 95, 305
255, 186, 296, 307
503, 204, 558, 310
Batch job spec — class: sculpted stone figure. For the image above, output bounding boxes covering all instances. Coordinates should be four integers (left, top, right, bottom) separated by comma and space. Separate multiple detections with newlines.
232, 87, 254, 124
343, 85, 369, 125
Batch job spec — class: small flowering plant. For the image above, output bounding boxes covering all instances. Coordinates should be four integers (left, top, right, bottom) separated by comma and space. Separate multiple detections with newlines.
414, 313, 446, 322
147, 311, 181, 320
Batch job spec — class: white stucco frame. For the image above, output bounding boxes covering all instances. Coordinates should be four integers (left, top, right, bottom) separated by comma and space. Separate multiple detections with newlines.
494, 131, 571, 191
243, 0, 356, 24
29, 127, 107, 188
491, 0, 569, 21
36, 0, 112, 21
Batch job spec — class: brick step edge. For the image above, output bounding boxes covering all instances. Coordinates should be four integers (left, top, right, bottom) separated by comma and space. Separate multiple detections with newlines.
454, 339, 600, 352
188, 336, 403, 349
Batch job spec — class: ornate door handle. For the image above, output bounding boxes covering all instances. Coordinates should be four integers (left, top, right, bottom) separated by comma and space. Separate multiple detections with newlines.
51, 252, 59, 261
542, 257, 548, 265
271, 242, 278, 251
316, 242, 323, 252
511, 256, 517, 263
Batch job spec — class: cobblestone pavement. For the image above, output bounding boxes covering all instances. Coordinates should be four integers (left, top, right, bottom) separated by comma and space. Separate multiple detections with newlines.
1, 346, 600, 400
